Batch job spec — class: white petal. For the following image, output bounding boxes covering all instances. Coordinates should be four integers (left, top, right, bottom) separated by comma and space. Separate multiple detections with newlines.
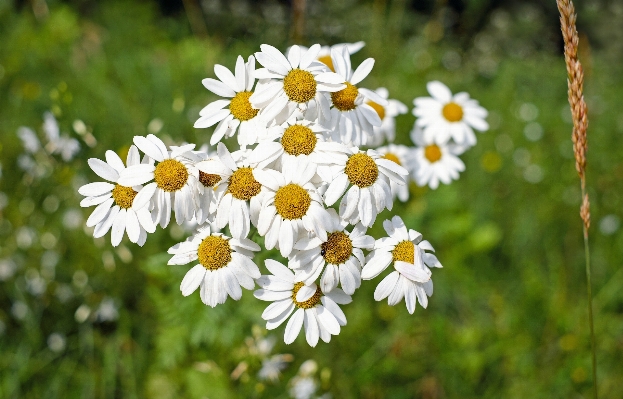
350, 58, 374, 85
427, 81, 452, 102
394, 260, 431, 283
202, 78, 236, 97
180, 264, 206, 296
111, 208, 127, 246
361, 250, 392, 279
88, 158, 119, 182
223, 267, 243, 300
86, 198, 114, 227
265, 259, 294, 282
132, 182, 157, 211
125, 209, 141, 243
79, 182, 114, 197
304, 308, 320, 347
214, 64, 240, 92
133, 136, 165, 162
296, 284, 316, 302
316, 305, 340, 335
284, 308, 304, 344
374, 271, 399, 301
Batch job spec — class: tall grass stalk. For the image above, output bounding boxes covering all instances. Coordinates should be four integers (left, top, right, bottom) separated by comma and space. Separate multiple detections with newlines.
556, 0, 596, 397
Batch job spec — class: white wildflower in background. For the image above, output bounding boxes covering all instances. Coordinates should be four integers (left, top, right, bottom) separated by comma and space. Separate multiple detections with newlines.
17, 127, 41, 153
42, 111, 80, 161
362, 216, 442, 314
79, 145, 155, 246
168, 225, 260, 307
258, 354, 293, 382
413, 81, 489, 147
254, 260, 350, 347
313, 41, 365, 72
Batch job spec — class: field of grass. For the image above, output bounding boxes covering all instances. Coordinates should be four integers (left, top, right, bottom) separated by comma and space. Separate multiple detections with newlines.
1, 1, 622, 398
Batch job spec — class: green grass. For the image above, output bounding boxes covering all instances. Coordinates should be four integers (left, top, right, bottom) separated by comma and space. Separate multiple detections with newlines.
1, 1, 622, 398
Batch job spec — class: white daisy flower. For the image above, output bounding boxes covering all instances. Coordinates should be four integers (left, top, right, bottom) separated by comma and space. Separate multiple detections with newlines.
168, 225, 261, 307
79, 145, 156, 246
117, 134, 200, 228
365, 87, 408, 146
289, 209, 374, 294
327, 47, 387, 146
375, 144, 413, 202
255, 157, 332, 257
195, 143, 268, 239
254, 260, 351, 347
361, 216, 442, 314
250, 44, 345, 125
42, 111, 80, 161
413, 81, 489, 147
185, 144, 222, 225
258, 354, 292, 382
195, 55, 268, 147
246, 117, 347, 169
323, 147, 408, 227
17, 127, 41, 153
298, 41, 365, 72
408, 126, 466, 189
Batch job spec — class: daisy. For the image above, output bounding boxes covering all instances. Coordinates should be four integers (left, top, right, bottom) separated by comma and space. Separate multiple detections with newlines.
42, 111, 80, 161
408, 126, 466, 189
246, 116, 348, 169
375, 144, 413, 202
327, 47, 387, 146
365, 87, 408, 146
117, 134, 200, 228
79, 145, 156, 246
184, 144, 221, 224
254, 259, 351, 347
323, 147, 408, 227
250, 44, 345, 126
195, 143, 268, 239
289, 209, 375, 294
298, 42, 365, 72
195, 55, 268, 147
361, 216, 442, 314
254, 157, 332, 257
412, 81, 489, 147
168, 225, 261, 307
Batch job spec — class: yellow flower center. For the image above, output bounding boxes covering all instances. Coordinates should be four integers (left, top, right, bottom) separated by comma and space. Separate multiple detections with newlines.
317, 55, 335, 72
344, 153, 378, 188
283, 69, 317, 104
383, 153, 401, 166
392, 240, 414, 264
199, 171, 221, 188
112, 184, 137, 209
281, 125, 317, 156
274, 184, 311, 220
366, 100, 385, 120
331, 82, 358, 112
321, 232, 353, 265
154, 159, 189, 192
227, 167, 261, 201
197, 235, 232, 270
424, 145, 442, 163
229, 91, 259, 121
291, 282, 322, 309
442, 102, 463, 122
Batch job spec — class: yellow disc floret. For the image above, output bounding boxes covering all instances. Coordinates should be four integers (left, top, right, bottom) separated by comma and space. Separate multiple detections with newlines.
344, 153, 378, 188
331, 82, 358, 112
197, 235, 232, 270
283, 69, 317, 103
442, 102, 463, 122
366, 100, 385, 120
318, 55, 335, 72
321, 232, 353, 265
112, 184, 137, 209
154, 159, 189, 192
292, 282, 322, 309
281, 125, 317, 156
274, 184, 311, 220
227, 167, 262, 201
199, 171, 221, 188
392, 240, 414, 264
383, 153, 401, 166
424, 145, 442, 163
229, 91, 259, 121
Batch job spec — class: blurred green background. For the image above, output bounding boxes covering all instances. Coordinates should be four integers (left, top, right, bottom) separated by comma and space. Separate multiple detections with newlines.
1, 0, 623, 398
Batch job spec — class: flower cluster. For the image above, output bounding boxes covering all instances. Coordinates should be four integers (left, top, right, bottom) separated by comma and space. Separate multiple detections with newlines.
79, 42, 488, 346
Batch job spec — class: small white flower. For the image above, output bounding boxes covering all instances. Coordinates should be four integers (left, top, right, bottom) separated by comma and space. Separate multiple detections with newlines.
118, 135, 200, 228
186, 144, 221, 225
413, 81, 489, 147
42, 111, 80, 161
375, 144, 413, 202
79, 145, 156, 246
361, 216, 442, 314
254, 260, 351, 347
196, 143, 268, 239
289, 209, 374, 294
258, 354, 292, 382
168, 225, 261, 307
408, 126, 465, 189
323, 147, 408, 227
365, 87, 408, 146
250, 44, 345, 125
255, 157, 332, 257
328, 47, 387, 146
299, 41, 366, 72
17, 127, 41, 153
195, 55, 268, 147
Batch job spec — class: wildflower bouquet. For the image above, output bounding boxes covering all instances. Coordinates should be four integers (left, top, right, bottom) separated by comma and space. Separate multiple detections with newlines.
78, 42, 488, 346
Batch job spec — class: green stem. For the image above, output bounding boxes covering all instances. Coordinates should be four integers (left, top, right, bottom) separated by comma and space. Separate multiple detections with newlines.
582, 186, 597, 399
